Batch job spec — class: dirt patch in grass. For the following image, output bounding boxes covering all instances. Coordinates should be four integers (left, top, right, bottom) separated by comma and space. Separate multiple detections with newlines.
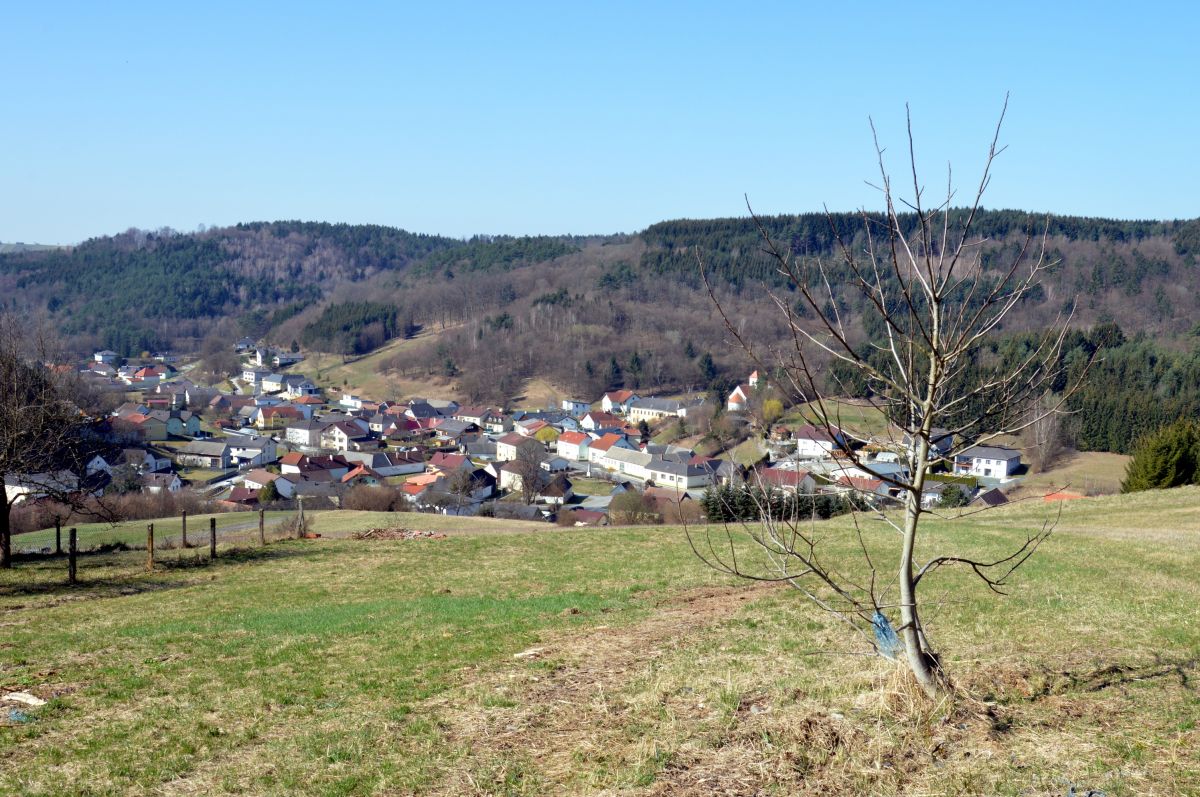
426, 583, 779, 794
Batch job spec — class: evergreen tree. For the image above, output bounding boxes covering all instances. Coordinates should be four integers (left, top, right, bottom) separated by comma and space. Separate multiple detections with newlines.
1121, 420, 1200, 492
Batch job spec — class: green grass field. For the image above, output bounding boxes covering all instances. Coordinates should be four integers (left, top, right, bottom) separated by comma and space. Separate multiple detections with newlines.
12, 511, 298, 552
2, 492, 1198, 795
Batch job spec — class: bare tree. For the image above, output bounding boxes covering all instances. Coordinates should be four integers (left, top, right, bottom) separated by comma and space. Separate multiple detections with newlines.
509, 440, 548, 505
1023, 392, 1066, 472
0, 314, 113, 568
691, 100, 1088, 697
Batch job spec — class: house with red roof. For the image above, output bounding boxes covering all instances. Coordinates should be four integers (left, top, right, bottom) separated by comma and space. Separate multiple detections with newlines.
581, 411, 623, 432
429, 452, 471, 474
600, 390, 639, 415
586, 432, 634, 465
756, 467, 816, 494
556, 430, 592, 461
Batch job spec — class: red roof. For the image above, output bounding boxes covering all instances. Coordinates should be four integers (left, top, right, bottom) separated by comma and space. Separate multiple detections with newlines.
644, 486, 690, 503
584, 411, 622, 427
280, 452, 306, 466
604, 390, 635, 403
589, 432, 626, 453
497, 432, 525, 446
758, 467, 812, 490
568, 509, 607, 525
341, 464, 382, 483
558, 431, 590, 445
228, 486, 260, 504
795, 424, 841, 443
430, 452, 469, 471
836, 475, 885, 493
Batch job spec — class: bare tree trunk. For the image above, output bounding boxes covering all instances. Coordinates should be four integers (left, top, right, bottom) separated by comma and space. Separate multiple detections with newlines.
899, 490, 942, 697
0, 500, 11, 569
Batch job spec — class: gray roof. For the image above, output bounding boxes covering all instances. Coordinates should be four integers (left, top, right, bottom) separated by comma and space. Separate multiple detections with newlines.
960, 445, 1021, 461
631, 397, 683, 412
229, 435, 274, 450
180, 440, 230, 457
603, 448, 654, 467
646, 458, 709, 477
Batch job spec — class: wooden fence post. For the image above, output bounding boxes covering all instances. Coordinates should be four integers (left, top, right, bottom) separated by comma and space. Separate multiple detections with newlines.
146, 523, 155, 571
258, 509, 265, 545
209, 517, 217, 559
181, 510, 188, 548
68, 528, 77, 584
55, 519, 62, 556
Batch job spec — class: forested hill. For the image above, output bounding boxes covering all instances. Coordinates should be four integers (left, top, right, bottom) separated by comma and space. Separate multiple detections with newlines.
1, 210, 1198, 379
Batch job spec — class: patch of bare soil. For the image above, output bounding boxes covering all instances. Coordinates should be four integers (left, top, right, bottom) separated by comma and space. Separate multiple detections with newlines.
351, 527, 447, 541
425, 583, 781, 795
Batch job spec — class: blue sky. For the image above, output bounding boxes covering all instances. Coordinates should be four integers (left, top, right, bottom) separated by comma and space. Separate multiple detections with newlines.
3, 2, 1197, 243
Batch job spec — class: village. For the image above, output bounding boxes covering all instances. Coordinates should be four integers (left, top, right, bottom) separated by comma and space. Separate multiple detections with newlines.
3, 338, 1026, 530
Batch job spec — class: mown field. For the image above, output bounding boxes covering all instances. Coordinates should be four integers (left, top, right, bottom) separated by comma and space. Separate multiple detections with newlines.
2, 491, 1198, 795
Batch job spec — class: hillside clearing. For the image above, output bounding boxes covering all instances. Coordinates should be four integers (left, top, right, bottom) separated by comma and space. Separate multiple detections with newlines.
298, 325, 464, 403
2, 490, 1198, 795
1010, 450, 1132, 498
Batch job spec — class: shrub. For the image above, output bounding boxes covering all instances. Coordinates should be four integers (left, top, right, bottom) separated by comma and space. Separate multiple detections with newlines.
342, 485, 406, 512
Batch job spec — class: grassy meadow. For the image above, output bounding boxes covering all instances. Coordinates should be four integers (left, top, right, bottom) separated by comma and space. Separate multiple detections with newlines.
1, 491, 1198, 795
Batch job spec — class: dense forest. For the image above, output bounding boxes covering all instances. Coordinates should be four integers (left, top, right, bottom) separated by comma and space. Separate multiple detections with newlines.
2, 211, 1197, 454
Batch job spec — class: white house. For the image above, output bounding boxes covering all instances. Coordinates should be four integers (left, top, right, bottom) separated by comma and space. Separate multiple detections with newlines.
561, 398, 590, 416
4, 471, 80, 505
954, 445, 1021, 479
140, 472, 182, 494
242, 367, 270, 386
645, 458, 714, 490
339, 450, 425, 477
726, 383, 753, 412
227, 435, 278, 467
556, 431, 592, 462
587, 433, 635, 464
285, 419, 324, 448
601, 390, 639, 415
340, 393, 365, 410
495, 432, 528, 462
93, 350, 119, 365
794, 424, 845, 458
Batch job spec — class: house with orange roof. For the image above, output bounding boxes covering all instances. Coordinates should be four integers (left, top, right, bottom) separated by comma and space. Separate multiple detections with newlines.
586, 432, 635, 465
600, 390, 639, 415
556, 430, 592, 461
